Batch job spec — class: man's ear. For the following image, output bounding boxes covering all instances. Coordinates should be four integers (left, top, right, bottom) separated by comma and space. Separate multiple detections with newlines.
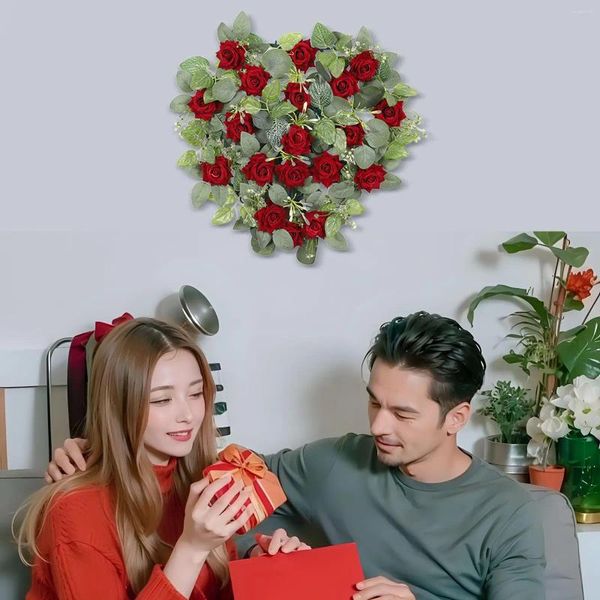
444, 402, 471, 435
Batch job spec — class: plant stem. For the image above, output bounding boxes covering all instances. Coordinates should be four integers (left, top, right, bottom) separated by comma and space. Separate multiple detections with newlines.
582, 288, 600, 324
547, 236, 565, 313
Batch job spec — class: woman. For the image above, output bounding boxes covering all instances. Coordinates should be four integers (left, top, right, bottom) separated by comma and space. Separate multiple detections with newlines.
16, 318, 307, 599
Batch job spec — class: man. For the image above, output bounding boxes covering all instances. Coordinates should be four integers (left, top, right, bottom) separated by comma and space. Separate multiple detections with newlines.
47, 311, 545, 600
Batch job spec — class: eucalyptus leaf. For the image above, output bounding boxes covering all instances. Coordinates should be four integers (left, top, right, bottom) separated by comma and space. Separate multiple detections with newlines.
346, 198, 365, 216
217, 23, 234, 42
210, 185, 229, 206
181, 121, 207, 147
392, 82, 418, 98
314, 117, 336, 145
355, 83, 385, 109
252, 110, 272, 130
329, 57, 346, 78
212, 205, 235, 225
233, 218, 250, 231
278, 32, 303, 51
316, 50, 337, 69
212, 78, 238, 102
297, 238, 318, 264
333, 128, 347, 154
325, 231, 348, 251
201, 146, 215, 164
261, 79, 281, 104
311, 22, 337, 49
273, 229, 295, 250
253, 230, 272, 250
176, 70, 193, 93
191, 182, 211, 207
241, 96, 262, 115
240, 132, 260, 156
365, 119, 389, 148
170, 94, 191, 114
180, 56, 210, 74
384, 140, 409, 161
354, 145, 377, 169
325, 214, 343, 237
261, 48, 294, 78
270, 101, 296, 119
380, 173, 402, 190
356, 26, 373, 48
232, 11, 251, 40
268, 183, 288, 206
190, 69, 213, 90
329, 182, 355, 199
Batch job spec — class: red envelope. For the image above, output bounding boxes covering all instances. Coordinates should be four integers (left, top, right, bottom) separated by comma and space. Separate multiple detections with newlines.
229, 542, 364, 600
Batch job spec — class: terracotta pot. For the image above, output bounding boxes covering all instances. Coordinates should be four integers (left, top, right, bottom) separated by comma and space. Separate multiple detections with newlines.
528, 465, 565, 491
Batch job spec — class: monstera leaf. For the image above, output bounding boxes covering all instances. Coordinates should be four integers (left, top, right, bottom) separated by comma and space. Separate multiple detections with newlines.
558, 317, 600, 381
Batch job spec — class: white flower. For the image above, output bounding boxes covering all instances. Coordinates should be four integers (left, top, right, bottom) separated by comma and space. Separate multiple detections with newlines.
540, 415, 570, 440
526, 416, 546, 443
527, 438, 545, 462
552, 384, 575, 409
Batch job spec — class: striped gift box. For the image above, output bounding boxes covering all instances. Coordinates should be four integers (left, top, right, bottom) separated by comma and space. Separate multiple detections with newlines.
202, 444, 287, 534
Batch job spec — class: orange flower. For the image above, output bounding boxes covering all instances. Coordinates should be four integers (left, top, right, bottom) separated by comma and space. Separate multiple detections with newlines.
566, 269, 598, 300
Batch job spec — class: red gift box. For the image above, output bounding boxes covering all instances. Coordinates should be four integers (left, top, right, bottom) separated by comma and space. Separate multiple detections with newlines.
202, 444, 287, 534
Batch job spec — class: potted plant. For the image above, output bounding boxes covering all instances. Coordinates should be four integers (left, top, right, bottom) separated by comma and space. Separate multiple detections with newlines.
478, 380, 535, 482
467, 232, 600, 498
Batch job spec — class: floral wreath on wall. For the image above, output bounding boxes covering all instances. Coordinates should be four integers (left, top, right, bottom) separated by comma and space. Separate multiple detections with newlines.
171, 12, 425, 264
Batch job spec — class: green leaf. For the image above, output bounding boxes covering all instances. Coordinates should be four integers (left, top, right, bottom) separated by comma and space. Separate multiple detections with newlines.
392, 82, 418, 98
177, 150, 198, 168
355, 83, 385, 109
233, 217, 250, 231
325, 231, 348, 251
563, 295, 585, 312
211, 205, 235, 225
365, 119, 389, 148
314, 117, 336, 145
241, 96, 262, 115
356, 26, 373, 47
270, 101, 297, 119
261, 79, 281, 104
329, 182, 355, 199
180, 56, 210, 74
261, 48, 294, 78
467, 284, 551, 329
550, 246, 589, 268
201, 146, 215, 164
380, 173, 401, 190
502, 233, 539, 254
268, 184, 288, 206
311, 22, 337, 49
210, 185, 229, 206
217, 23, 234, 42
190, 69, 213, 91
251, 230, 274, 254
278, 32, 303, 51
325, 214, 343, 237
346, 198, 364, 216
330, 57, 346, 78
272, 229, 295, 250
333, 128, 347, 155
533, 231, 566, 246
335, 33, 353, 51
309, 79, 333, 109
333, 112, 359, 126
212, 78, 238, 102
354, 145, 376, 169
558, 317, 600, 380
181, 121, 207, 147
297, 238, 318, 265
170, 95, 191, 114
266, 118, 288, 149
176, 70, 192, 93
232, 11, 251, 40
384, 140, 409, 160
240, 132, 260, 156
191, 182, 211, 207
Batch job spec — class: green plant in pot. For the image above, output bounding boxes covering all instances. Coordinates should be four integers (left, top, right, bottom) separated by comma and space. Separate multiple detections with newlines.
467, 231, 600, 501
478, 380, 535, 481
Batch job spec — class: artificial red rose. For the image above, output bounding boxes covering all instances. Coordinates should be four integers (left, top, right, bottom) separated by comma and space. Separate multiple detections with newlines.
330, 72, 360, 98
255, 202, 288, 233
283, 221, 305, 247
349, 51, 380, 82
275, 160, 311, 188
289, 39, 317, 71
216, 41, 246, 70
224, 112, 255, 143
354, 163, 386, 192
374, 99, 407, 127
240, 65, 271, 96
284, 82, 311, 112
303, 211, 328, 239
311, 152, 344, 187
201, 155, 232, 186
241, 153, 275, 186
566, 269, 598, 301
281, 125, 312, 156
187, 90, 223, 121
344, 124, 365, 148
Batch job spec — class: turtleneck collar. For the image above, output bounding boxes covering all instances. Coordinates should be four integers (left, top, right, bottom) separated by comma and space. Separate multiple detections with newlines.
152, 457, 178, 494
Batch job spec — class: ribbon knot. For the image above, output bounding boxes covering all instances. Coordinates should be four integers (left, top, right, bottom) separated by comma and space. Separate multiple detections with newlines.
94, 312, 134, 343
220, 445, 267, 481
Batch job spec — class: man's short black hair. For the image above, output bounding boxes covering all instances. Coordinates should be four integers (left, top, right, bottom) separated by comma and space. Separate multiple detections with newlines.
366, 311, 486, 418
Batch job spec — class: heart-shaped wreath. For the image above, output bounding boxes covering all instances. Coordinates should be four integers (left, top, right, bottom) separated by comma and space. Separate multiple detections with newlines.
171, 12, 424, 264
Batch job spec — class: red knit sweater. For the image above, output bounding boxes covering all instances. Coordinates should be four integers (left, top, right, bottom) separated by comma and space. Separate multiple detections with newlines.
27, 459, 236, 599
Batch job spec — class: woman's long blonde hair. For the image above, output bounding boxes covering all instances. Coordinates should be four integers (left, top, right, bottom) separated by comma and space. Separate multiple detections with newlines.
15, 318, 230, 592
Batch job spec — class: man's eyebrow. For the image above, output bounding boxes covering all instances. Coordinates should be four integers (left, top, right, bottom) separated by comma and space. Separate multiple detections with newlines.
366, 386, 420, 414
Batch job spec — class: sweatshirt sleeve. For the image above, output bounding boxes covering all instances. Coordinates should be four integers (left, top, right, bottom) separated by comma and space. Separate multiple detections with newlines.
484, 500, 546, 600
49, 540, 200, 599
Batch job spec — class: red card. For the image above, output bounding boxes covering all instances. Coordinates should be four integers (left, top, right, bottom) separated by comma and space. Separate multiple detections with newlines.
229, 542, 364, 600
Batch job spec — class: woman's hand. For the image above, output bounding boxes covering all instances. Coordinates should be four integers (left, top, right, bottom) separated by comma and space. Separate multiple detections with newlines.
249, 528, 311, 556
45, 438, 88, 483
353, 576, 415, 600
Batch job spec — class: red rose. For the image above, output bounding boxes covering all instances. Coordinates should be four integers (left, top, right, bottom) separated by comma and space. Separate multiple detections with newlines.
224, 112, 255, 143
255, 202, 288, 233
281, 125, 312, 156
354, 163, 386, 192
284, 82, 311, 112
275, 160, 311, 188
312, 151, 344, 187
241, 153, 275, 186
374, 100, 406, 127
201, 156, 232, 186
240, 65, 271, 96
344, 124, 365, 148
283, 221, 305, 247
303, 211, 328, 239
330, 72, 359, 98
289, 39, 317, 71
187, 90, 223, 121
349, 51, 380, 82
216, 41, 246, 70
